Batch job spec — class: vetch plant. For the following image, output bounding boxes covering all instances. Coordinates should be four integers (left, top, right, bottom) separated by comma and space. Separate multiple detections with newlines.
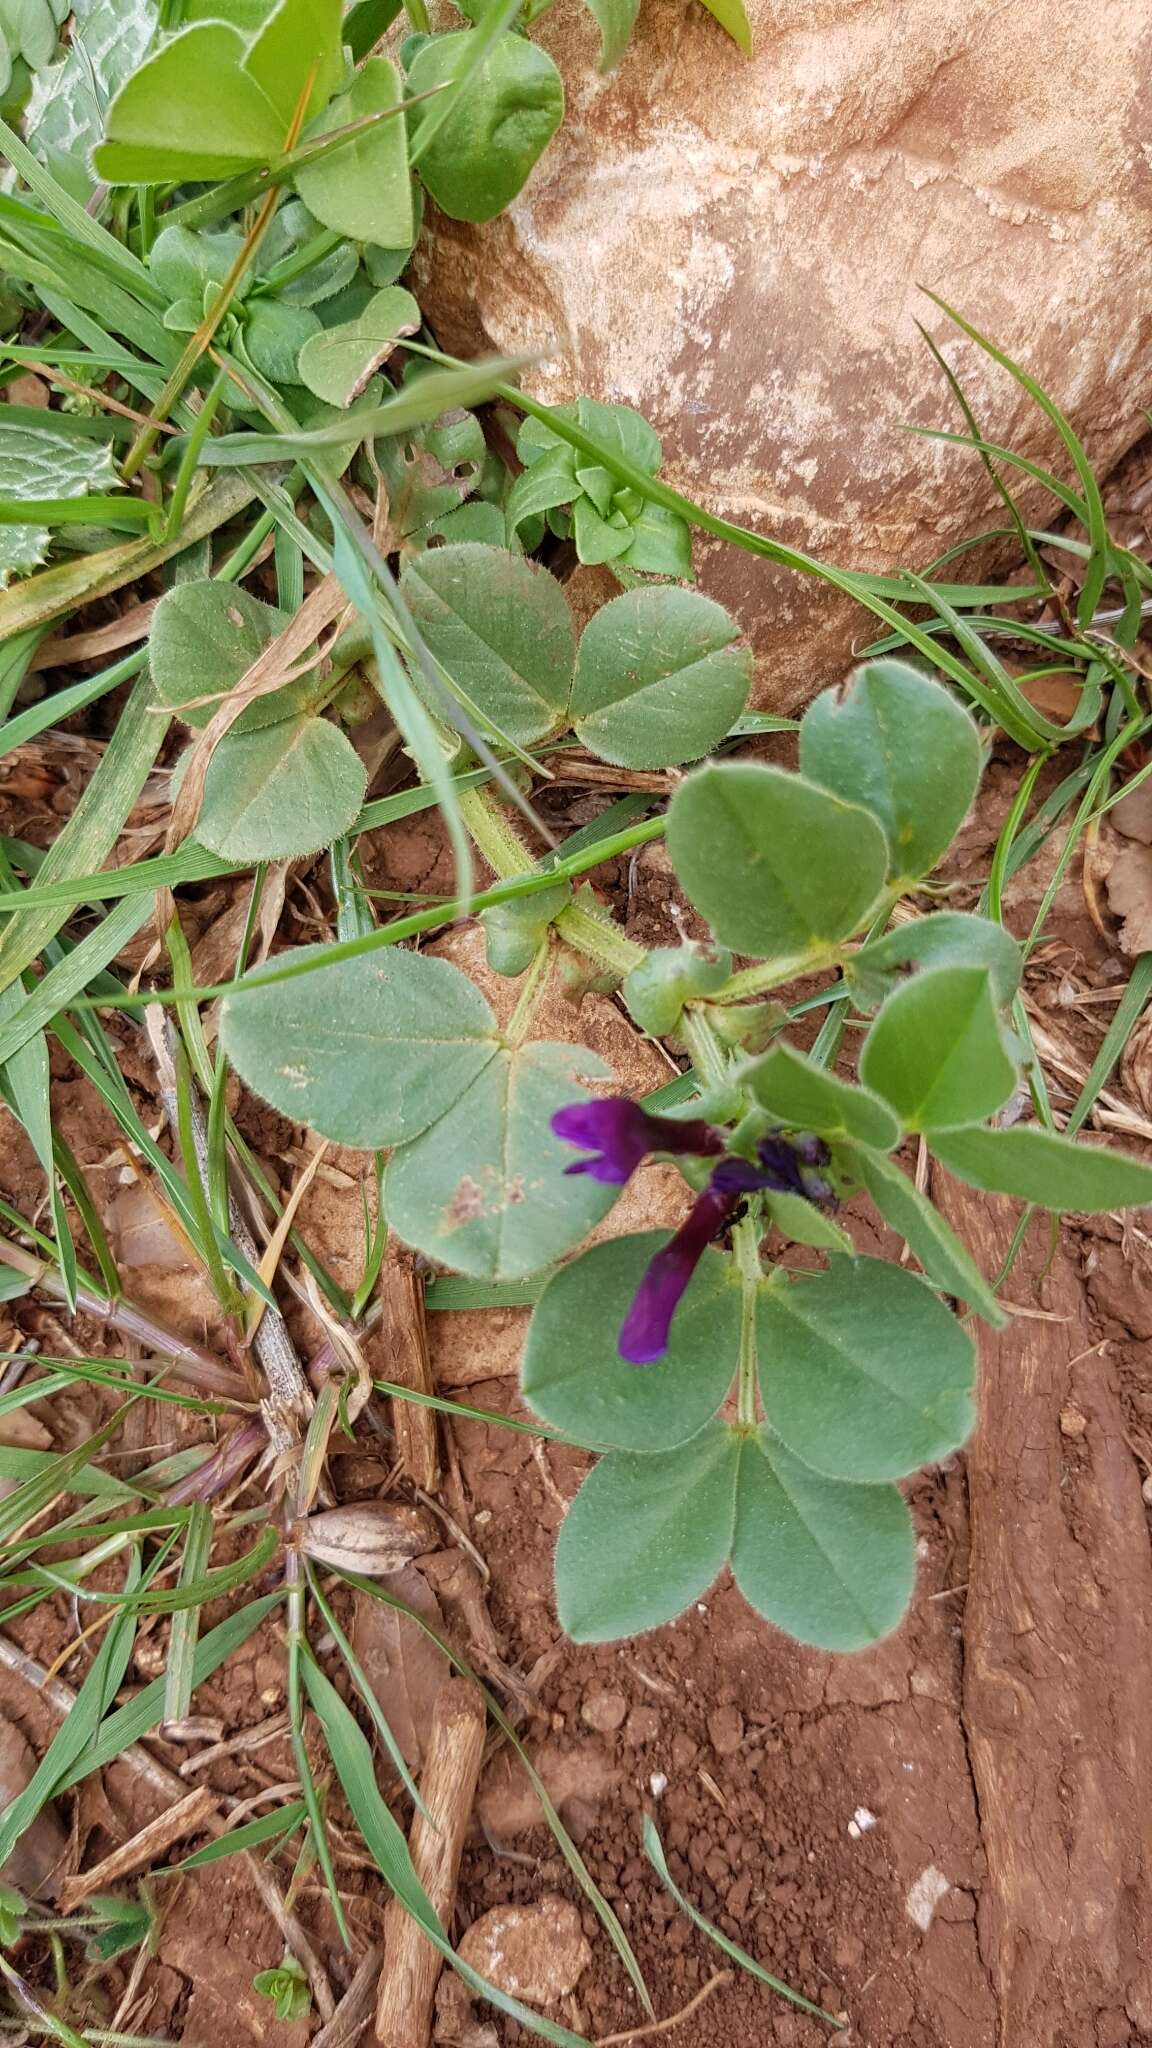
220, 656, 1152, 1654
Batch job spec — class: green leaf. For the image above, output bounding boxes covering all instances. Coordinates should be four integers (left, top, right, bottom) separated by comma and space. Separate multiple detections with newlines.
147, 579, 316, 733
92, 21, 286, 182
581, 0, 639, 69
386, 1042, 617, 1280
849, 910, 1022, 1012
480, 879, 571, 977
860, 965, 1018, 1132
220, 943, 499, 1149
407, 30, 564, 224
731, 1432, 913, 1651
930, 1122, 1152, 1211
0, 417, 120, 585
850, 1143, 1005, 1324
666, 762, 889, 960
505, 449, 578, 544
572, 494, 632, 564
570, 587, 750, 769
295, 56, 414, 248
765, 1191, 854, 1253
800, 659, 983, 881
522, 1236, 740, 1451
26, 0, 157, 175
519, 400, 661, 477
757, 1256, 975, 1482
696, 0, 751, 53
194, 714, 367, 862
296, 286, 420, 407
741, 1040, 900, 1150
554, 1425, 738, 1641
150, 224, 242, 302
622, 941, 731, 1037
400, 542, 573, 746
240, 298, 321, 385
619, 499, 694, 578
242, 0, 342, 127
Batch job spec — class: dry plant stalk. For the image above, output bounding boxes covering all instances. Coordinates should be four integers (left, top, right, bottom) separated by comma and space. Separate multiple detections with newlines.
375, 1679, 486, 2048
57, 1786, 218, 1910
377, 1248, 440, 1493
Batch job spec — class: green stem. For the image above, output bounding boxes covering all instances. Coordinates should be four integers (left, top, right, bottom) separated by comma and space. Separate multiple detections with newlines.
680, 1004, 730, 1090
458, 785, 647, 975
457, 784, 535, 879
733, 1216, 763, 1430
504, 937, 552, 1046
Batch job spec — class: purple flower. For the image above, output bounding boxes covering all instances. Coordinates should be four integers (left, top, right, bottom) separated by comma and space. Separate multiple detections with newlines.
619, 1131, 837, 1364
618, 1183, 740, 1363
551, 1096, 725, 1185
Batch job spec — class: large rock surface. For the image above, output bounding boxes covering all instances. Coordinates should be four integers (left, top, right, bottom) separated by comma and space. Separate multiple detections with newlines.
415, 0, 1152, 706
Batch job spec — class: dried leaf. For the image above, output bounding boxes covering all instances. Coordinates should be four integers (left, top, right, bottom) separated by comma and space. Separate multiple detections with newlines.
1112, 781, 1152, 846
302, 1502, 436, 1577
0, 1719, 68, 1899
1104, 842, 1152, 955
350, 1562, 450, 1770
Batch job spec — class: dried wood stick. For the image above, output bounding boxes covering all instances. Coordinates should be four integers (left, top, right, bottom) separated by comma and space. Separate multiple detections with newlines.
57, 1786, 218, 1910
375, 1679, 486, 2048
376, 1250, 439, 1493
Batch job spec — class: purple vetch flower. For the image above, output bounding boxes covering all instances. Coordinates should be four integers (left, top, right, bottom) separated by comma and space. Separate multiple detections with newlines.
619, 1130, 837, 1364
618, 1182, 741, 1364
551, 1095, 725, 1185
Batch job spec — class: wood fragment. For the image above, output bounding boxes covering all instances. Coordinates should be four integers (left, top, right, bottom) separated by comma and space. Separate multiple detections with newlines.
57, 1786, 218, 1910
375, 1249, 440, 1493
374, 1679, 486, 2048
313, 1944, 382, 2048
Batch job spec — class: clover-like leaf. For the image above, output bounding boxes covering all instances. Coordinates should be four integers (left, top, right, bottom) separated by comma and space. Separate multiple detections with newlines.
757, 1256, 975, 1483
295, 56, 414, 248
296, 287, 420, 407
930, 1123, 1152, 1210
800, 659, 983, 882
849, 1144, 1005, 1324
741, 1041, 900, 1150
220, 944, 499, 1148
666, 762, 889, 960
386, 1042, 617, 1281
194, 714, 367, 862
554, 1424, 738, 1641
860, 965, 1018, 1132
407, 30, 564, 225
849, 910, 1022, 1012
92, 22, 286, 182
148, 580, 316, 733
731, 1432, 913, 1652
523, 1235, 740, 1451
400, 542, 574, 747
570, 588, 750, 769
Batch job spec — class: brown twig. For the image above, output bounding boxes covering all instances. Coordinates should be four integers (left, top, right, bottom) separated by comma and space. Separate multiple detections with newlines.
376, 1249, 439, 1493
374, 1679, 486, 2048
313, 1944, 382, 2048
594, 1971, 733, 2045
57, 1787, 218, 1910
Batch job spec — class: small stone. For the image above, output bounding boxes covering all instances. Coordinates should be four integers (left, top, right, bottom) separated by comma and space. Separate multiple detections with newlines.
707, 1704, 744, 1756
580, 1689, 627, 1733
1059, 1405, 1088, 1439
649, 1772, 668, 1799
457, 1897, 591, 2008
670, 1731, 698, 1772
624, 1705, 661, 1746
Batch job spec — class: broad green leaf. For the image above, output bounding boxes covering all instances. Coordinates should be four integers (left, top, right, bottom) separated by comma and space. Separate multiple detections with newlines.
848, 1146, 1000, 1318
506, 449, 578, 545
622, 941, 732, 1037
387, 1042, 617, 1280
570, 588, 750, 769
400, 542, 574, 746
849, 1143, 1006, 1325
92, 22, 286, 182
800, 660, 983, 881
149, 224, 242, 302
930, 1123, 1152, 1211
242, 0, 342, 126
581, 0, 639, 69
148, 579, 316, 733
860, 965, 1018, 1132
741, 1040, 900, 1150
240, 299, 320, 385
696, 0, 751, 54
407, 30, 564, 224
220, 943, 499, 1148
296, 287, 420, 407
666, 762, 889, 960
620, 499, 694, 578
518, 400, 661, 477
522, 1236, 740, 1451
555, 1425, 738, 1641
757, 1256, 975, 1482
0, 418, 119, 585
732, 1432, 913, 1651
765, 1191, 853, 1253
295, 57, 414, 248
194, 714, 367, 862
849, 910, 1022, 1012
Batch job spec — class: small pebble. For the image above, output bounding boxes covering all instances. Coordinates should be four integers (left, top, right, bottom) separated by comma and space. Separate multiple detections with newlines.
580, 1689, 627, 1733
649, 1772, 668, 1799
707, 1704, 744, 1756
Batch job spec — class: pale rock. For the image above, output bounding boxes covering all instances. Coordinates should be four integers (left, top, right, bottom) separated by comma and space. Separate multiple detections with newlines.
581, 1687, 628, 1732
456, 1896, 591, 2006
416, 0, 1152, 706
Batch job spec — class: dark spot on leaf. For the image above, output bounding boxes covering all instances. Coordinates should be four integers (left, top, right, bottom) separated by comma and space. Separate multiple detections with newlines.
444, 1176, 485, 1228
